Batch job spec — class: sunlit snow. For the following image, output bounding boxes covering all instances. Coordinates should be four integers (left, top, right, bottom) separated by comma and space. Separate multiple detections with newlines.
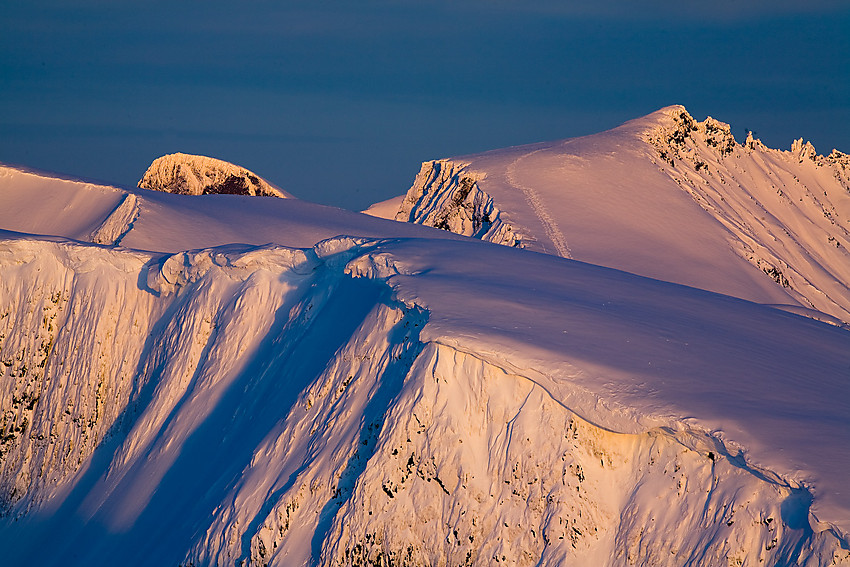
0, 107, 848, 566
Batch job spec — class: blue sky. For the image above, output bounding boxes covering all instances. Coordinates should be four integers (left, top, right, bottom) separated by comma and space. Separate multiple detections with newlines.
2, 1, 848, 210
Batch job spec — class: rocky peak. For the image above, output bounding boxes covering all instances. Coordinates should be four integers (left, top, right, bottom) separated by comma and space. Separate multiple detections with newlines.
138, 153, 291, 198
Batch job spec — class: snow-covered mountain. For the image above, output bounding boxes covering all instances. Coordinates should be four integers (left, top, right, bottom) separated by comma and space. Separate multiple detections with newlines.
139, 153, 292, 198
391, 106, 850, 324
0, 109, 849, 567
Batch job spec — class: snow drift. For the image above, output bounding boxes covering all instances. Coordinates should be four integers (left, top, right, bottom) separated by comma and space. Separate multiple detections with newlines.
1, 111, 849, 566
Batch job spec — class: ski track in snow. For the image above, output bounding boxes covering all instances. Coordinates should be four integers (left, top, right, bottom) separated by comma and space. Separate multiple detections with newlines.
505, 150, 572, 259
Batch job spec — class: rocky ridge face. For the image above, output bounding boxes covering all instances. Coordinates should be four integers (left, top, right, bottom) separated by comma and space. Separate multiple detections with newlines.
138, 153, 290, 198
395, 160, 522, 247
644, 106, 850, 321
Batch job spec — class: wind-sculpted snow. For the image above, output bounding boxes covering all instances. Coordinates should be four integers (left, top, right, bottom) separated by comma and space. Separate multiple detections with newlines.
390, 106, 850, 324
138, 153, 292, 198
0, 164, 463, 253
2, 121, 850, 565
0, 232, 848, 566
0, 238, 156, 513
347, 239, 850, 539
0, 237, 317, 517
321, 343, 839, 566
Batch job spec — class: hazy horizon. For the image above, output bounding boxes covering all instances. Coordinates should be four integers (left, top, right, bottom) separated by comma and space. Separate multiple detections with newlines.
2, 1, 848, 210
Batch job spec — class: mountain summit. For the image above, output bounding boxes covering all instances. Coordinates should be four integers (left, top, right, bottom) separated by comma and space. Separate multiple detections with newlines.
390, 105, 850, 323
138, 153, 292, 198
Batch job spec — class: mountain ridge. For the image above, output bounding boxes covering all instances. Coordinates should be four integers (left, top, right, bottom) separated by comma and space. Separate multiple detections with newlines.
0, 109, 848, 565
392, 105, 850, 323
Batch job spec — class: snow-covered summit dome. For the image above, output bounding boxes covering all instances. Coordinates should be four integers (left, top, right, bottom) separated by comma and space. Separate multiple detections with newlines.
138, 153, 292, 198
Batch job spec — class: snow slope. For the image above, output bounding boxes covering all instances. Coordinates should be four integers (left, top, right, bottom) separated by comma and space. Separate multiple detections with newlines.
362, 194, 405, 220
0, 146, 848, 565
393, 106, 850, 324
139, 153, 293, 198
0, 163, 461, 252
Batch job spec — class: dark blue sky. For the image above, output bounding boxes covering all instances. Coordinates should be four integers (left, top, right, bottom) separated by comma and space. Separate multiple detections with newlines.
2, 1, 848, 210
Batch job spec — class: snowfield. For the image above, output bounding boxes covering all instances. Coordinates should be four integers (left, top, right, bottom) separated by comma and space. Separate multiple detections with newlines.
0, 107, 848, 566
393, 106, 850, 324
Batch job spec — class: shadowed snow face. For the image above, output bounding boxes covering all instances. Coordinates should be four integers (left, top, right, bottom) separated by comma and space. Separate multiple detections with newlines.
0, 233, 848, 565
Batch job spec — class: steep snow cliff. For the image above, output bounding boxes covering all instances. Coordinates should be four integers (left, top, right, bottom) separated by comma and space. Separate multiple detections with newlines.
139, 153, 292, 198
0, 233, 848, 566
393, 106, 850, 324
1, 136, 849, 566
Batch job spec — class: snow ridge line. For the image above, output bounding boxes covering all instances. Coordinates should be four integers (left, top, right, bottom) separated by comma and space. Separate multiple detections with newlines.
505, 150, 572, 259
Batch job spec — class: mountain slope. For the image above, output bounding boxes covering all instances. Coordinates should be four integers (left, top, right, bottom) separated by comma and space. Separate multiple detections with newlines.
393, 106, 850, 323
0, 232, 847, 566
0, 141, 849, 565
0, 163, 462, 252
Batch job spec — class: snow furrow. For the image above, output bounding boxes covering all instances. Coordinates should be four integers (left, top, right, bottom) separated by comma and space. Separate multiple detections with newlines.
89, 193, 139, 246
505, 149, 572, 259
